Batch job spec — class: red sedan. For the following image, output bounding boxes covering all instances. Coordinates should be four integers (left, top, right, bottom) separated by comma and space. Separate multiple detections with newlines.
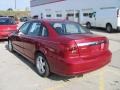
8, 19, 112, 77
0, 17, 17, 39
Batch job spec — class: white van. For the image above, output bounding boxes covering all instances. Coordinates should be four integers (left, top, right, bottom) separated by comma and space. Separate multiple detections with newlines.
81, 8, 120, 33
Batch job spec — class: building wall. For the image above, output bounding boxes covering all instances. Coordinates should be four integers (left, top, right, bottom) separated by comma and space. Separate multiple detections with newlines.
31, 0, 120, 19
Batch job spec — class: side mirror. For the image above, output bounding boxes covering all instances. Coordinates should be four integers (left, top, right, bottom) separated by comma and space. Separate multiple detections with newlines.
14, 30, 19, 34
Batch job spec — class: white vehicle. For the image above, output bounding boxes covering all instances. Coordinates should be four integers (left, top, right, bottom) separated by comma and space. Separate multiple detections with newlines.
81, 8, 120, 33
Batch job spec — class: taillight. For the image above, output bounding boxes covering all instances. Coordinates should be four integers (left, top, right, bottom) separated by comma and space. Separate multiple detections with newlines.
61, 41, 79, 58
66, 45, 79, 55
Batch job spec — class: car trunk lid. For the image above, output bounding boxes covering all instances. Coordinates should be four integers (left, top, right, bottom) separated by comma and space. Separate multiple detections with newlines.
0, 25, 17, 32
61, 34, 109, 59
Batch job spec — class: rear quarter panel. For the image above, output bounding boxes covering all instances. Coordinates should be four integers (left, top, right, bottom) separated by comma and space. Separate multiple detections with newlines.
36, 37, 61, 72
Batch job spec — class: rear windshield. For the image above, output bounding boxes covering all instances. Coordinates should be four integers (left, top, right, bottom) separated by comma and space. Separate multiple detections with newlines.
0, 18, 15, 25
51, 22, 89, 35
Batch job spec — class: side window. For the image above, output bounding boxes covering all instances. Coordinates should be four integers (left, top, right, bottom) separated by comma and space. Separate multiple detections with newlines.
89, 13, 93, 18
46, 14, 51, 18
40, 25, 48, 37
56, 14, 62, 17
83, 13, 88, 17
27, 22, 41, 36
19, 22, 31, 34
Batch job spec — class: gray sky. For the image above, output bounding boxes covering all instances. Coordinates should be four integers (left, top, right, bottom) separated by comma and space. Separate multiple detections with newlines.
0, 0, 30, 10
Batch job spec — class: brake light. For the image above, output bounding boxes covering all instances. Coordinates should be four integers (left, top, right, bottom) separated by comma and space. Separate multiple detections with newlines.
61, 41, 79, 58
66, 45, 79, 54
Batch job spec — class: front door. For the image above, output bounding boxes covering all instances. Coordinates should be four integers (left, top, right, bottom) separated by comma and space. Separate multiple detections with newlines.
22, 22, 41, 61
90, 12, 96, 26
23, 21, 49, 61
12, 22, 31, 54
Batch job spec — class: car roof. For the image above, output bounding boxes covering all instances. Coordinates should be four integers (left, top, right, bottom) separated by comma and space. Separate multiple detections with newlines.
42, 19, 66, 22
43, 19, 76, 23
0, 17, 11, 19
30, 19, 76, 23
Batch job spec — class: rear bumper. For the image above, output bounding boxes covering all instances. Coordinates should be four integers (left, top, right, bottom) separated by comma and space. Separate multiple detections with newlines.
0, 31, 15, 39
0, 36, 8, 39
0, 33, 9, 39
53, 51, 112, 76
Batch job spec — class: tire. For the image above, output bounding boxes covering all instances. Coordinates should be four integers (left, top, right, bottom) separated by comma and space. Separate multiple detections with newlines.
86, 22, 91, 29
36, 53, 50, 77
106, 24, 113, 33
8, 40, 13, 52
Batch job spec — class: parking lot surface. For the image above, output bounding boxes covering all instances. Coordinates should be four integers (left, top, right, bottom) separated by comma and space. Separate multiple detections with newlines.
0, 27, 120, 90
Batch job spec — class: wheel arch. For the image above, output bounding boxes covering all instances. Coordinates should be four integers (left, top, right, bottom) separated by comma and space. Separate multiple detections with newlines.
106, 23, 112, 28
86, 21, 92, 29
35, 50, 51, 77
35, 50, 45, 59
34, 50, 49, 64
86, 21, 91, 25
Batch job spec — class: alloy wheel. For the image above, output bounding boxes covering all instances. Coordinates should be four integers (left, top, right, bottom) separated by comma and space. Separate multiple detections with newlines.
36, 54, 50, 77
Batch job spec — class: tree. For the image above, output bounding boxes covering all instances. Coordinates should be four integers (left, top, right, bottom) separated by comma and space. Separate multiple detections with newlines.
7, 8, 13, 11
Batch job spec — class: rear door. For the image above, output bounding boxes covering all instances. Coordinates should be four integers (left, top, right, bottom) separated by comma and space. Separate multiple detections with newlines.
22, 21, 41, 60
